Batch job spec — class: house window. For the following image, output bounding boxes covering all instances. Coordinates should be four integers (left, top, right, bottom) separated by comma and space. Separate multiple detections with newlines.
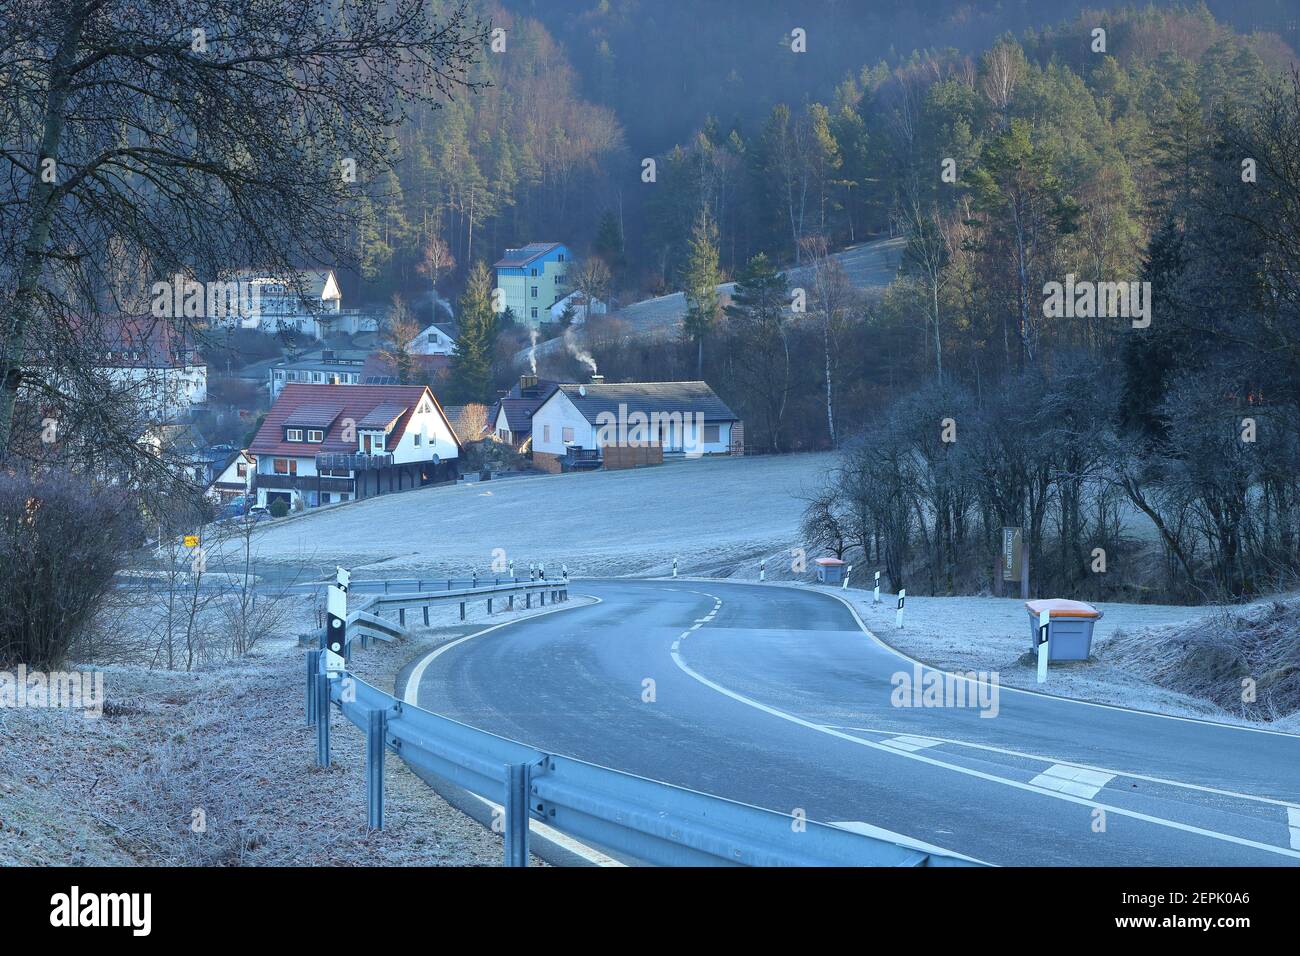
307, 429, 324, 443
531, 286, 538, 298
273, 458, 297, 475
286, 428, 303, 442
413, 433, 422, 447
562, 427, 574, 444
236, 463, 247, 477
558, 253, 565, 262
531, 307, 538, 319
543, 424, 551, 443
530, 268, 538, 277
704, 425, 721, 443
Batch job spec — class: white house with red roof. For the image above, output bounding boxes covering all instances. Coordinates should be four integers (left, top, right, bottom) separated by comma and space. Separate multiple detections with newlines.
248, 384, 461, 508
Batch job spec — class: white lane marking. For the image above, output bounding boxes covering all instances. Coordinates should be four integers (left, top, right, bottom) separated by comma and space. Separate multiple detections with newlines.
666, 646, 1300, 860
881, 735, 943, 753
399, 595, 621, 867
826, 723, 1300, 812
402, 596, 602, 705
1289, 807, 1300, 850
1029, 764, 1116, 799
829, 821, 989, 865
800, 583, 1300, 740
462, 792, 627, 868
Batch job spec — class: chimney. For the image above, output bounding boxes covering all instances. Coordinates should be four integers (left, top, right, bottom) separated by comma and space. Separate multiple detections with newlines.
520, 373, 538, 395
590, 374, 605, 385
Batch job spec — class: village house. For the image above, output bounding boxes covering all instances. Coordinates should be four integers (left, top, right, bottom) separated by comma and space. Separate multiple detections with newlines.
407, 322, 458, 355
94, 317, 208, 423
528, 379, 743, 472
489, 374, 558, 448
493, 242, 570, 326
208, 449, 256, 503
206, 269, 382, 340
549, 289, 606, 325
248, 384, 461, 509
269, 348, 369, 399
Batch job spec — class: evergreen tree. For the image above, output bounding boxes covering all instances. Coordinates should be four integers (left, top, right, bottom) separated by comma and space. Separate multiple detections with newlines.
449, 262, 496, 404
682, 209, 723, 378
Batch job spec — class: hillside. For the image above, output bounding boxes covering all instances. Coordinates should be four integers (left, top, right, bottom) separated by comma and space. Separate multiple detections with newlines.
220, 453, 837, 578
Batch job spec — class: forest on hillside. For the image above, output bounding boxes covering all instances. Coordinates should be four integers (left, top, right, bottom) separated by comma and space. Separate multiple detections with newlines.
394, 2, 1300, 604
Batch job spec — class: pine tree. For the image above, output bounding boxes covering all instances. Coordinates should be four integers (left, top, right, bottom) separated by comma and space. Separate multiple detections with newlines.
682, 209, 722, 378
449, 262, 496, 404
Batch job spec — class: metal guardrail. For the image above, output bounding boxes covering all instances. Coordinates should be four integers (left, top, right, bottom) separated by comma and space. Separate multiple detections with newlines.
306, 575, 982, 868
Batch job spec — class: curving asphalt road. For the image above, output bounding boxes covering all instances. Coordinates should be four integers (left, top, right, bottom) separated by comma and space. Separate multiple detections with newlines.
404, 579, 1300, 866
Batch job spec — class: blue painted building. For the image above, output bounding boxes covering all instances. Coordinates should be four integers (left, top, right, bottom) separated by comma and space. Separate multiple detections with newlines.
493, 242, 571, 326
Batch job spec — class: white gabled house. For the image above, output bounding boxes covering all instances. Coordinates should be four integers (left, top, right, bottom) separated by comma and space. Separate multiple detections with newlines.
528, 380, 742, 472
208, 449, 256, 502
248, 384, 460, 508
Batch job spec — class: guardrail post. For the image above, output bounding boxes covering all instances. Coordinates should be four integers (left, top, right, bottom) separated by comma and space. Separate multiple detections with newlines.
540, 588, 546, 606
509, 594, 514, 610
399, 607, 406, 627
316, 672, 331, 768
459, 601, 466, 620
488, 597, 493, 614
423, 605, 430, 626
366, 708, 387, 830
504, 762, 531, 867
305, 649, 320, 725
526, 591, 531, 609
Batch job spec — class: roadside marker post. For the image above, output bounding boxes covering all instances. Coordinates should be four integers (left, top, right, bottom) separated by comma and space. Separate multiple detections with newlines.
760, 559, 766, 582
509, 559, 515, 581
842, 565, 853, 590
1036, 609, 1051, 684
896, 589, 906, 628
673, 557, 678, 578
873, 571, 881, 605
335, 566, 351, 593
324, 584, 347, 672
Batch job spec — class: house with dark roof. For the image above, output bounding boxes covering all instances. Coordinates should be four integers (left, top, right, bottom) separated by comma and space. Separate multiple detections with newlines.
528, 379, 743, 472
248, 384, 460, 508
493, 242, 570, 326
489, 375, 559, 448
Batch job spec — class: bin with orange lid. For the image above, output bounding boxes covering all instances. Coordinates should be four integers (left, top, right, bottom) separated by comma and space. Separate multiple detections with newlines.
814, 557, 845, 585
1024, 599, 1103, 661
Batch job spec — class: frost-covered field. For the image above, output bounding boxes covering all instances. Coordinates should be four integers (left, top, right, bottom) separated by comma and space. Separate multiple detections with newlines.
219, 452, 837, 578
846, 588, 1299, 732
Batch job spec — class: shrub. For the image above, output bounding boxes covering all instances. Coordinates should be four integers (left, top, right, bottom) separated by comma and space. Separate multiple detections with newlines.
0, 473, 140, 668
269, 498, 290, 518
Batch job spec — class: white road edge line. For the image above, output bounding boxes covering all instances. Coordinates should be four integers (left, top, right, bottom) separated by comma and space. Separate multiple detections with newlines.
400, 594, 621, 867
826, 723, 1300, 811
668, 635, 1300, 861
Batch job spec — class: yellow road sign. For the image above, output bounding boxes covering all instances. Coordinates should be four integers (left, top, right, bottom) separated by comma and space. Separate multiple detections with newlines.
184, 535, 200, 548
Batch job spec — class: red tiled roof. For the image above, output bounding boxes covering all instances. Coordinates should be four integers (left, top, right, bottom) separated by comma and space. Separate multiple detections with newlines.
249, 383, 453, 458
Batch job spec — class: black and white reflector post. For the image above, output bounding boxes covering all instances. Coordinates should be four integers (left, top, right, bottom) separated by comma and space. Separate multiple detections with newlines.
324, 583, 347, 674
873, 571, 881, 605
335, 566, 351, 594
896, 589, 906, 628
1036, 608, 1051, 684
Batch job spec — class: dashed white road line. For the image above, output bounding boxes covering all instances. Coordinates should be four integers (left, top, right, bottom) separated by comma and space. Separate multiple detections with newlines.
666, 641, 1300, 861
827, 723, 1300, 812
881, 735, 943, 753
1029, 765, 1116, 799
